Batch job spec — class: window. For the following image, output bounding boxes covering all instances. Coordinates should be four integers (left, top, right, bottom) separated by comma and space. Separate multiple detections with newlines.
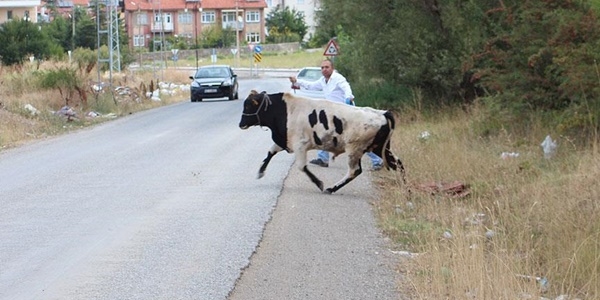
7, 10, 13, 20
154, 13, 172, 23
201, 11, 215, 23
133, 35, 145, 47
246, 11, 260, 23
179, 12, 192, 24
246, 32, 260, 43
266, 0, 273, 7
136, 13, 148, 25
222, 12, 237, 23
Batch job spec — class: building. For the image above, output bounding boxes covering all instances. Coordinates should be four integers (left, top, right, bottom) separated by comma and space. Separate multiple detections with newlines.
124, 0, 267, 51
266, 0, 320, 42
0, 0, 41, 24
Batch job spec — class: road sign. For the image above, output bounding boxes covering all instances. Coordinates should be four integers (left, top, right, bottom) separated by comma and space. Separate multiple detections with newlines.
254, 53, 262, 63
231, 48, 238, 55
248, 44, 255, 51
254, 45, 262, 53
323, 39, 340, 56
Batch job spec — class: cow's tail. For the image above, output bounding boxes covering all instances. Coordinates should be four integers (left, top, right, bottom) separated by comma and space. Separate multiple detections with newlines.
382, 111, 406, 184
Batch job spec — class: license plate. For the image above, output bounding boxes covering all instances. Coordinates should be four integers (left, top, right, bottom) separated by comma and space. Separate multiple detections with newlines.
204, 88, 217, 93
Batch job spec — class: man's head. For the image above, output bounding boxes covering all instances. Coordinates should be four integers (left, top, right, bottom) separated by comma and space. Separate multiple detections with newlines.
320, 59, 334, 79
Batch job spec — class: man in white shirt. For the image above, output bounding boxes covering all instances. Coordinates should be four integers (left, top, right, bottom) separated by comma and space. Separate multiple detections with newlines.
289, 59, 383, 170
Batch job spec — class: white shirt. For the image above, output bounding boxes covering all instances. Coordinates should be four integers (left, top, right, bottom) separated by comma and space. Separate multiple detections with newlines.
296, 71, 354, 104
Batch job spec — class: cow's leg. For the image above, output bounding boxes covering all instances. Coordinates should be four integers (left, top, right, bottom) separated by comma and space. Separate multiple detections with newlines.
296, 150, 324, 191
384, 147, 407, 184
258, 144, 284, 179
324, 152, 363, 194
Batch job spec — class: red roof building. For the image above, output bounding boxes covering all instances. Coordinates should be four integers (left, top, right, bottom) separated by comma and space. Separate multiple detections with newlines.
125, 0, 267, 51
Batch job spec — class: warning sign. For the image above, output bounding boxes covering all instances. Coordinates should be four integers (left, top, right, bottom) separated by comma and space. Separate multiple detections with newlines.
323, 39, 340, 56
254, 53, 262, 63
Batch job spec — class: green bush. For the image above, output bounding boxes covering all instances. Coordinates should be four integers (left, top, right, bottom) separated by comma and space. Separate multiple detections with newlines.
36, 67, 82, 107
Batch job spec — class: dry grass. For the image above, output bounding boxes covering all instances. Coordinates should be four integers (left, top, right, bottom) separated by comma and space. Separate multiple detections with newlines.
375, 105, 599, 299
0, 61, 191, 149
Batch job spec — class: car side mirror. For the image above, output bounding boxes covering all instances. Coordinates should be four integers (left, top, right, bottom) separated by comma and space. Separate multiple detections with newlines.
233, 74, 237, 77
189, 76, 194, 80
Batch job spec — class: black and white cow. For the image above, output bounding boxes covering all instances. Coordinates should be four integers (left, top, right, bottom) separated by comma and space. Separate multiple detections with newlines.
239, 90, 405, 194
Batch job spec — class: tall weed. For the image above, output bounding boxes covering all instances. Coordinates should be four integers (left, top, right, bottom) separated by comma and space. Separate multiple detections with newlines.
375, 105, 599, 299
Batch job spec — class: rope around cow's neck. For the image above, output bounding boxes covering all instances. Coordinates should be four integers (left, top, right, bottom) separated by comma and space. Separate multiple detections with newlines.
242, 93, 272, 128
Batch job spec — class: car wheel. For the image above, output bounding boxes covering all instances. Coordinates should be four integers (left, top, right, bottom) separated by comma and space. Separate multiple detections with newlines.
228, 90, 235, 100
234, 90, 239, 100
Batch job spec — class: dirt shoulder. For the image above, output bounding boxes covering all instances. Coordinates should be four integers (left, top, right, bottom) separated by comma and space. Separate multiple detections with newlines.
229, 157, 407, 300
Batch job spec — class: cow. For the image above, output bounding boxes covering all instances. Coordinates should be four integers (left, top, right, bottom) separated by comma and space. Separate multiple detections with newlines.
239, 90, 406, 194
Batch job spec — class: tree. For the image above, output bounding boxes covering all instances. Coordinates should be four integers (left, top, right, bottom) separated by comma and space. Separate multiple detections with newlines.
0, 19, 51, 66
75, 14, 97, 50
266, 5, 308, 43
41, 15, 70, 52
317, 0, 600, 140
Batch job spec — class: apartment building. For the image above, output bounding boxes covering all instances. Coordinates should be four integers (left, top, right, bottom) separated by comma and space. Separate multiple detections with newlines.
0, 0, 41, 24
125, 0, 267, 50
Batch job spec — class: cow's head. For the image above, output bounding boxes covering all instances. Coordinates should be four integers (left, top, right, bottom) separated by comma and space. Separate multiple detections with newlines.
239, 90, 271, 129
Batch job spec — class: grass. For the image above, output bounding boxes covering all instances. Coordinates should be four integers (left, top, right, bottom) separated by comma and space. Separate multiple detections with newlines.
374, 102, 600, 299
166, 49, 325, 70
2, 48, 599, 299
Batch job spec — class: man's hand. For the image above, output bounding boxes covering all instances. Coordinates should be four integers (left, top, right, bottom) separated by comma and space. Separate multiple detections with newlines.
289, 76, 300, 89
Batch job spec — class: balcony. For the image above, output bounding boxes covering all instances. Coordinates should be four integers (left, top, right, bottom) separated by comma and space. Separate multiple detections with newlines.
151, 23, 174, 32
222, 21, 243, 31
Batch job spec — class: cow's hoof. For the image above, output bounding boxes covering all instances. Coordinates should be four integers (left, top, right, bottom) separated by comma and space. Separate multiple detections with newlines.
317, 182, 324, 191
324, 188, 334, 194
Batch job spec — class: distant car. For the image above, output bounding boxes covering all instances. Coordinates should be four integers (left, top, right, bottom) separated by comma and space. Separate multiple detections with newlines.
189, 65, 239, 102
291, 67, 325, 99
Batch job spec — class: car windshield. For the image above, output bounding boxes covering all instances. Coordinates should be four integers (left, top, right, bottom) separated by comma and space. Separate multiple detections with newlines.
195, 67, 230, 78
298, 68, 322, 81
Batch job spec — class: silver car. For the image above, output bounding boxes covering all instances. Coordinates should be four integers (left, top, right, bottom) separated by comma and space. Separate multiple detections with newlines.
291, 67, 325, 99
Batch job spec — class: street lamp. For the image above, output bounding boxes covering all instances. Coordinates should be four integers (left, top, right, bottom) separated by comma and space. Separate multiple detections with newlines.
235, 0, 242, 69
235, 15, 242, 68
131, 2, 142, 66
68, 9, 75, 52
195, 6, 202, 69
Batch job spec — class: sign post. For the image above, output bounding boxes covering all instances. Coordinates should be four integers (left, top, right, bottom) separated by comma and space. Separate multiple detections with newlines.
252, 44, 262, 77
323, 39, 340, 57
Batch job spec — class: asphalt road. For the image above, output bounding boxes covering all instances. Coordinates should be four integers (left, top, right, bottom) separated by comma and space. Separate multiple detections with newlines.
0, 76, 403, 300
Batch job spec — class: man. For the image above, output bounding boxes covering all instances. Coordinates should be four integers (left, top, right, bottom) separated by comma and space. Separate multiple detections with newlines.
289, 59, 384, 170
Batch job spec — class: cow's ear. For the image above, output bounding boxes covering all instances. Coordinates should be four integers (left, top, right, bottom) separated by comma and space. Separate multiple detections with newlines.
250, 90, 258, 95
260, 91, 267, 94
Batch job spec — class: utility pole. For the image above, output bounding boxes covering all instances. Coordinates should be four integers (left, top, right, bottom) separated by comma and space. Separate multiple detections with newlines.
131, 2, 142, 66
71, 6, 75, 52
195, 3, 201, 69
235, 0, 240, 69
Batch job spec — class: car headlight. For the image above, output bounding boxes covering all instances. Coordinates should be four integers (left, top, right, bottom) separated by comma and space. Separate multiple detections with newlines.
191, 81, 200, 88
222, 80, 231, 87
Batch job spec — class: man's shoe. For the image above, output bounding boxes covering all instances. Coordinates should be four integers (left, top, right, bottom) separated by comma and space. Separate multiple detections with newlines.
371, 164, 383, 171
309, 158, 329, 167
